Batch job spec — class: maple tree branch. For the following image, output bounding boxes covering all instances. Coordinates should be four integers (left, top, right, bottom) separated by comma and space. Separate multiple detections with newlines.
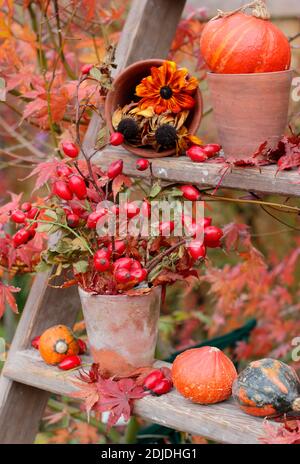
52, 0, 76, 80
0, 116, 46, 160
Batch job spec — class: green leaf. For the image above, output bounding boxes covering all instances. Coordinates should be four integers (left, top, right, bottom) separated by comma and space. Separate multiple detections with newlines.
44, 209, 58, 220
35, 260, 52, 273
72, 237, 89, 251
149, 182, 162, 198
89, 67, 103, 82
73, 260, 89, 273
97, 126, 107, 145
36, 223, 55, 233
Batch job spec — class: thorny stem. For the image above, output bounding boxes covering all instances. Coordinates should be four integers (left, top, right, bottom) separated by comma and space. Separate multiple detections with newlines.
74, 76, 105, 199
29, 218, 94, 254
146, 239, 186, 274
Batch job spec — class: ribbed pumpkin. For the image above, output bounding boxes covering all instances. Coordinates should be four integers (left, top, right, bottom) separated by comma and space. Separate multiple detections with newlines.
233, 358, 300, 417
200, 10, 291, 74
172, 346, 237, 404
39, 325, 79, 365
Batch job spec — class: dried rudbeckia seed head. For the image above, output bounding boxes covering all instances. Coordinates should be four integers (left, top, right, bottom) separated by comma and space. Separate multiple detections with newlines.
117, 118, 139, 140
155, 124, 177, 147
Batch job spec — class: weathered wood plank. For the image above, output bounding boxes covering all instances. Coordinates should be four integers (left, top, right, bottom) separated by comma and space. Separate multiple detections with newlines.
94, 147, 300, 197
0, 272, 79, 443
83, 0, 187, 153
4, 348, 274, 445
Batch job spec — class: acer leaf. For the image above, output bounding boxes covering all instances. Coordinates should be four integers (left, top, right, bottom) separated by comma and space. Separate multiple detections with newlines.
95, 377, 146, 429
71, 380, 99, 418
0, 192, 22, 224
260, 419, 300, 444
222, 222, 251, 251
112, 174, 132, 200
0, 282, 20, 318
22, 159, 62, 191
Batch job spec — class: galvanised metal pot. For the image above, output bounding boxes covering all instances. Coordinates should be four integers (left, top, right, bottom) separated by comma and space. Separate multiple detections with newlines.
207, 70, 293, 161
78, 286, 161, 369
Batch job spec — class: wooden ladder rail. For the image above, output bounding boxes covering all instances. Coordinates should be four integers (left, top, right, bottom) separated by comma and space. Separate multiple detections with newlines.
0, 0, 187, 444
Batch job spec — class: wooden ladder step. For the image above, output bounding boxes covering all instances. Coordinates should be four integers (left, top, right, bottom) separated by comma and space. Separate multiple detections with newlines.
94, 148, 300, 197
3, 348, 274, 444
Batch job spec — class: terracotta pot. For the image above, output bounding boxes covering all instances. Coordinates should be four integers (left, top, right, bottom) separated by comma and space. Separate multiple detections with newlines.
105, 59, 203, 158
207, 70, 293, 161
78, 286, 161, 369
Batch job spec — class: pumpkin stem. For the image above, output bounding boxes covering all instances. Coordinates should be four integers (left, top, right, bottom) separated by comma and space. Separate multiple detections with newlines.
292, 397, 300, 411
211, 1, 270, 21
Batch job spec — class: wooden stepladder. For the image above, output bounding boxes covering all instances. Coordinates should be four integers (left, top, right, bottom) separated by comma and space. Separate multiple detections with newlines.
0, 0, 187, 444
0, 0, 289, 444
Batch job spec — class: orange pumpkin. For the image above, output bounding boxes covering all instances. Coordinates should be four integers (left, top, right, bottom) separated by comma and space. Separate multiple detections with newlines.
39, 325, 79, 365
172, 346, 237, 404
200, 12, 291, 74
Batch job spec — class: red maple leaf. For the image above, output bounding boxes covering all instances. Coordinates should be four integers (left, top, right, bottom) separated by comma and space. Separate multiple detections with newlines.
260, 419, 300, 444
22, 159, 63, 191
0, 192, 22, 224
222, 222, 252, 251
112, 174, 132, 200
0, 282, 20, 318
95, 377, 146, 428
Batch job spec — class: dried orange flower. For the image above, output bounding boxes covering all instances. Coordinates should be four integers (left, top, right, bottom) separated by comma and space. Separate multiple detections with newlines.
135, 61, 198, 115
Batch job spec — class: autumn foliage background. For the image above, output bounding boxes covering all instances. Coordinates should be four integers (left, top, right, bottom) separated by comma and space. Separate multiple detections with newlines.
0, 0, 300, 444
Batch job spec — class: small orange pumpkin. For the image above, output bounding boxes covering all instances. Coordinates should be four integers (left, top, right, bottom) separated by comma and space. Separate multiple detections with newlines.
172, 346, 237, 404
39, 325, 79, 365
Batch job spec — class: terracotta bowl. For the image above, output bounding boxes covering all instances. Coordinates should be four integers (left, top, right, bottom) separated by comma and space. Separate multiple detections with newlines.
105, 59, 203, 158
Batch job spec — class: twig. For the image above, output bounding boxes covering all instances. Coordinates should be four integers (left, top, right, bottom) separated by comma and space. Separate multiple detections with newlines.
146, 239, 186, 274
52, 0, 76, 79
0, 115, 46, 159
289, 32, 300, 43
203, 193, 300, 214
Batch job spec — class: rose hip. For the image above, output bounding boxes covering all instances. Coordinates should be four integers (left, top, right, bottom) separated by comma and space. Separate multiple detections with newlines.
13, 229, 30, 247
58, 355, 81, 370
151, 378, 173, 395
62, 141, 79, 159
136, 158, 150, 171
143, 370, 164, 390
180, 185, 200, 201
107, 159, 123, 179
68, 175, 87, 200
53, 181, 73, 201
77, 339, 87, 355
109, 132, 124, 146
186, 146, 208, 162
11, 210, 26, 224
